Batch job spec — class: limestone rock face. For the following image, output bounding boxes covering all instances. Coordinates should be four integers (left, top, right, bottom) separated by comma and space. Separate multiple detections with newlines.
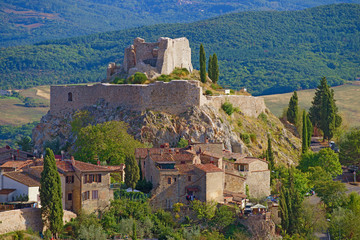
33, 99, 301, 165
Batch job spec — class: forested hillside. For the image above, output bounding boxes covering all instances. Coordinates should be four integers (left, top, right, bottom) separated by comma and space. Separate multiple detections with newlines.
2, 0, 360, 46
1, 4, 359, 95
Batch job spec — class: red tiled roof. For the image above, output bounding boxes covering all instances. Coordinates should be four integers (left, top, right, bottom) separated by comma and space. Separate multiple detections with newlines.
103, 164, 125, 171
200, 151, 223, 159
235, 157, 267, 164
56, 160, 121, 173
3, 172, 40, 187
176, 164, 197, 174
0, 189, 16, 194
194, 164, 223, 173
0, 160, 33, 169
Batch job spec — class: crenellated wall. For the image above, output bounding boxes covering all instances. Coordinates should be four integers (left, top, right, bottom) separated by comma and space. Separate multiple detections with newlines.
50, 80, 266, 117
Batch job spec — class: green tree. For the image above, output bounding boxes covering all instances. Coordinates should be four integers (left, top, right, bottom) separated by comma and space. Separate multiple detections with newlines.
302, 111, 308, 153
309, 77, 341, 141
177, 137, 188, 148
125, 155, 140, 191
16, 136, 32, 152
211, 53, 219, 83
279, 167, 303, 235
306, 113, 313, 148
287, 91, 299, 125
315, 180, 346, 209
339, 128, 360, 167
74, 121, 144, 165
298, 148, 342, 178
208, 55, 213, 80
132, 220, 137, 240
40, 148, 63, 238
199, 44, 206, 83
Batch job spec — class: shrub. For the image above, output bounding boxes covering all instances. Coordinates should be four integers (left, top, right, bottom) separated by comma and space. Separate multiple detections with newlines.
156, 74, 171, 82
222, 102, 234, 116
112, 77, 126, 84
234, 107, 240, 113
205, 90, 213, 96
240, 133, 250, 144
250, 133, 257, 143
172, 67, 189, 77
237, 119, 242, 127
258, 112, 268, 123
129, 72, 147, 84
211, 83, 223, 90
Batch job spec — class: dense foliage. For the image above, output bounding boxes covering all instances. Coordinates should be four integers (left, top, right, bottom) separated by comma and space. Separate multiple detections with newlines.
0, 121, 38, 148
199, 44, 206, 83
40, 148, 63, 238
3, 0, 359, 47
1, 4, 359, 95
73, 121, 144, 165
339, 127, 360, 166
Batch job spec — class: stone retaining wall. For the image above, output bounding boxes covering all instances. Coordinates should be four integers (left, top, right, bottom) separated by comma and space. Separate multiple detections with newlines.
0, 208, 76, 234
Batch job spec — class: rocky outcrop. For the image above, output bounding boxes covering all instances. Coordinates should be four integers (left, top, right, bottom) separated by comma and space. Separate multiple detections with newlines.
33, 98, 301, 165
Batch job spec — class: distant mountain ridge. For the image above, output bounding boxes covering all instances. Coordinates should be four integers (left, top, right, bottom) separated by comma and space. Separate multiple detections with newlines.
0, 4, 359, 95
1, 0, 360, 46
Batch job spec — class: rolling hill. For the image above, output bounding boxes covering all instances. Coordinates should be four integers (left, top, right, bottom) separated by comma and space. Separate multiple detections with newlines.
2, 0, 360, 47
0, 4, 359, 95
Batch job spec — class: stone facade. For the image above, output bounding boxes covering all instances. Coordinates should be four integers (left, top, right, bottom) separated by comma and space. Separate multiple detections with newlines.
0, 208, 76, 234
107, 37, 193, 80
50, 80, 266, 118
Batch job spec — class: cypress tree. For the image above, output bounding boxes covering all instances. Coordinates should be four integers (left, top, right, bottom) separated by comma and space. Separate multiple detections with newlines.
287, 91, 299, 124
211, 53, 219, 84
132, 220, 137, 240
302, 110, 308, 153
40, 148, 63, 237
321, 89, 336, 141
199, 44, 206, 83
208, 55, 213, 80
306, 113, 313, 148
125, 155, 140, 191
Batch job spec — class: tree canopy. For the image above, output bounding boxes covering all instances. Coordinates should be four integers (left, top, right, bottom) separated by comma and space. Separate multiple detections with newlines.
74, 121, 144, 165
287, 91, 299, 125
339, 128, 360, 166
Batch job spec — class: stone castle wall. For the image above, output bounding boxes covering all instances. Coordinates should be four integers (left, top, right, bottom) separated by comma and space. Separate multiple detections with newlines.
50, 80, 266, 117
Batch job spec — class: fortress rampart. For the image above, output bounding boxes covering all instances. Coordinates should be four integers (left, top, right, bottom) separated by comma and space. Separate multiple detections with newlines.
50, 80, 266, 117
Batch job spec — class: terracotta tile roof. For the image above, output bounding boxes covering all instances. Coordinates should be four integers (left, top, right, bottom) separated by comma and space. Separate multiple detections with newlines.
222, 151, 247, 161
103, 164, 125, 171
176, 164, 197, 174
235, 157, 267, 164
3, 172, 40, 187
200, 151, 223, 159
56, 160, 121, 173
0, 189, 16, 194
194, 164, 223, 173
0, 160, 33, 169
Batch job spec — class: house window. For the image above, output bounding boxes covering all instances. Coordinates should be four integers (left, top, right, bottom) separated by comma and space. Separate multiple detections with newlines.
188, 176, 192, 181
239, 165, 246, 171
84, 174, 102, 183
68, 193, 72, 201
83, 191, 90, 200
66, 176, 74, 183
181, 161, 185, 164
92, 190, 99, 200
168, 177, 172, 184
68, 92, 72, 101
174, 178, 177, 182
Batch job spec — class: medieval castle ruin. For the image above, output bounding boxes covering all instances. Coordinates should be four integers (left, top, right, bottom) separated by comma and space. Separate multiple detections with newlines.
50, 37, 266, 118
106, 37, 193, 80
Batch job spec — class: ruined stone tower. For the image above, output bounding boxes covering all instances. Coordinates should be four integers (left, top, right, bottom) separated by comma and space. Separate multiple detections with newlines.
106, 37, 193, 80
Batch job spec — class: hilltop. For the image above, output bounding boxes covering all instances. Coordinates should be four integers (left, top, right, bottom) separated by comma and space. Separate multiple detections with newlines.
1, 0, 360, 47
1, 4, 359, 95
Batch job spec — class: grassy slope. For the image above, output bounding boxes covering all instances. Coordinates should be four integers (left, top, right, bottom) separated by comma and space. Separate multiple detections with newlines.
0, 86, 50, 125
262, 82, 360, 127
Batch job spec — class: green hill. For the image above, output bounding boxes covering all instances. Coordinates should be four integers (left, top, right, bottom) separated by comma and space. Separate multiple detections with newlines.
2, 0, 360, 47
0, 4, 359, 95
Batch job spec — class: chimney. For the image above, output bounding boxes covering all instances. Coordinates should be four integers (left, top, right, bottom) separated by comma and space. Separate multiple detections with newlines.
71, 156, 75, 166
205, 138, 208, 144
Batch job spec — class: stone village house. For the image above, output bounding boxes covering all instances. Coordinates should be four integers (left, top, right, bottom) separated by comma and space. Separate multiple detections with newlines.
0, 157, 124, 214
135, 142, 270, 209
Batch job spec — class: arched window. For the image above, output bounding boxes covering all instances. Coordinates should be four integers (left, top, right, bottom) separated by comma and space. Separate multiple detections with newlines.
68, 92, 73, 102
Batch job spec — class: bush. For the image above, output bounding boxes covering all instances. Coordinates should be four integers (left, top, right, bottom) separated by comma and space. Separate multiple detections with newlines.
172, 67, 189, 77
156, 74, 172, 82
205, 90, 213, 96
177, 137, 188, 148
222, 102, 234, 116
112, 77, 126, 84
250, 133, 257, 143
129, 72, 147, 84
258, 112, 268, 123
240, 133, 250, 144
211, 83, 222, 90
